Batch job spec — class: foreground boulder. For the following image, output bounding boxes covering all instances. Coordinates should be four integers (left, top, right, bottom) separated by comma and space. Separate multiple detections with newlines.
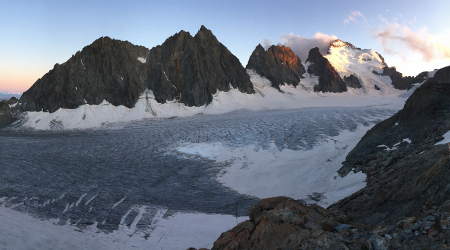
211, 197, 356, 250
306, 47, 347, 93
17, 26, 253, 113
246, 44, 305, 90
201, 196, 450, 250
332, 65, 450, 226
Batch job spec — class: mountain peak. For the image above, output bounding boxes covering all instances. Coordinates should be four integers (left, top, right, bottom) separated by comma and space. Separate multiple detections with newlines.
246, 44, 305, 89
328, 39, 360, 51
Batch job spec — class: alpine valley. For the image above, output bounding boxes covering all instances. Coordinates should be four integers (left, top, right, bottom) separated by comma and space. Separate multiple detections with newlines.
1, 26, 450, 250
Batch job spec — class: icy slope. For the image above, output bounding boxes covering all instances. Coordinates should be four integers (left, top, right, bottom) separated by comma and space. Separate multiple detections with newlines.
324, 40, 396, 95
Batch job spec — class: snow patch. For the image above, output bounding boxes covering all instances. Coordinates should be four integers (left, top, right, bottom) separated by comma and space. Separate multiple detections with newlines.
176, 125, 372, 207
436, 131, 450, 145
137, 57, 146, 63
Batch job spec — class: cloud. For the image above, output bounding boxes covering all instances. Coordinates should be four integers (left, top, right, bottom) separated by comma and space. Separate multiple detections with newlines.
344, 11, 366, 24
372, 17, 450, 62
277, 33, 338, 61
261, 38, 273, 49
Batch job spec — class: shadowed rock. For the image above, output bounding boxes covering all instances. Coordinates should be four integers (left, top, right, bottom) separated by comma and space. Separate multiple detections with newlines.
17, 26, 253, 113
332, 65, 450, 226
246, 44, 305, 90
306, 47, 347, 93
147, 25, 254, 106
343, 75, 361, 89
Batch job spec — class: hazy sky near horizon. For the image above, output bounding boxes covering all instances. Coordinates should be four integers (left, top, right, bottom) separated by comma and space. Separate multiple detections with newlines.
1, 0, 449, 93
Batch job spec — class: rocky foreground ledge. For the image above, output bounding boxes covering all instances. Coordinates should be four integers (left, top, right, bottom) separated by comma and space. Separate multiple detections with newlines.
188, 197, 450, 250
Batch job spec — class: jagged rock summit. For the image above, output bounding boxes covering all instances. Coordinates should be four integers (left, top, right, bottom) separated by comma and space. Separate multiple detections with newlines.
246, 44, 305, 89
17, 26, 253, 113
147, 25, 254, 106
306, 47, 348, 93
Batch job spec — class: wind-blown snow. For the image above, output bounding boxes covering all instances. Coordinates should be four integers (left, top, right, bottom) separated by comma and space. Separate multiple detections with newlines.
16, 70, 406, 130
176, 125, 371, 207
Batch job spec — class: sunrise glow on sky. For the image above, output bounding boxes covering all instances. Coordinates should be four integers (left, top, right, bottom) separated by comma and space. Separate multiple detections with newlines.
1, 0, 449, 93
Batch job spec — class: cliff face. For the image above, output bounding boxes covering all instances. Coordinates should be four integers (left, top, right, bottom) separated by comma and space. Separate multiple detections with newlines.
246, 44, 305, 89
306, 47, 347, 93
19, 37, 150, 113
147, 26, 254, 106
331, 66, 450, 226
18, 26, 254, 113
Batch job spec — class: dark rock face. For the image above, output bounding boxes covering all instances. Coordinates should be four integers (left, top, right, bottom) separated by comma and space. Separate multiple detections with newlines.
19, 37, 150, 113
147, 26, 253, 106
382, 66, 417, 90
332, 65, 450, 226
17, 26, 253, 113
343, 75, 361, 88
246, 44, 305, 89
306, 47, 347, 93
0, 98, 17, 127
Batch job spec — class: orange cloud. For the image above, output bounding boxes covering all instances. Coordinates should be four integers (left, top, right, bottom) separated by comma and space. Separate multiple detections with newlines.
373, 16, 450, 62
276, 32, 338, 61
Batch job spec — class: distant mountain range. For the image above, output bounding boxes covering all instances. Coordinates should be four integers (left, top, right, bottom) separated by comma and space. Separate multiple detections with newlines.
0, 93, 21, 101
0, 25, 445, 129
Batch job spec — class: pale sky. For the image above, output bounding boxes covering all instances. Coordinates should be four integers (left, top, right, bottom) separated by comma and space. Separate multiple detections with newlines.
1, 0, 449, 93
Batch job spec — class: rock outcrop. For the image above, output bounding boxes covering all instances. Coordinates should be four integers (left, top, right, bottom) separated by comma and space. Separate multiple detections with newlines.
306, 47, 347, 93
207, 196, 450, 250
382, 66, 417, 90
343, 75, 362, 89
211, 197, 359, 250
17, 26, 253, 113
246, 44, 305, 89
332, 65, 450, 226
0, 97, 18, 127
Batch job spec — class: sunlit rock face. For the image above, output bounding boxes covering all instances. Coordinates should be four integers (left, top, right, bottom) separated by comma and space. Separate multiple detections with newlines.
246, 44, 305, 90
306, 47, 348, 93
18, 26, 254, 113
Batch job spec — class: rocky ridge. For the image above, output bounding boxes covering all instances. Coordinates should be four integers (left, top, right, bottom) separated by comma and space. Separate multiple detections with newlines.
246, 44, 305, 90
306, 47, 348, 93
16, 26, 253, 113
331, 66, 450, 227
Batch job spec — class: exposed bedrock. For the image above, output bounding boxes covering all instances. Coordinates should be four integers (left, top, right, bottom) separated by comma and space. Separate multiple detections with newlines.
246, 44, 305, 90
306, 47, 347, 93
18, 26, 253, 113
332, 66, 450, 226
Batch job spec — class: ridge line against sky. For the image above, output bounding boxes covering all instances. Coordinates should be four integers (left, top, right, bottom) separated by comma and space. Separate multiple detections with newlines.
1, 0, 449, 93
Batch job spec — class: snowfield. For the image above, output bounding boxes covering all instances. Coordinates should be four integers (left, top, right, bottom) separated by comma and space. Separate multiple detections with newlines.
1, 105, 399, 249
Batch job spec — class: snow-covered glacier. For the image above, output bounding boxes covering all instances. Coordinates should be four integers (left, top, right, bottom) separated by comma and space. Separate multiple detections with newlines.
1, 106, 397, 249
